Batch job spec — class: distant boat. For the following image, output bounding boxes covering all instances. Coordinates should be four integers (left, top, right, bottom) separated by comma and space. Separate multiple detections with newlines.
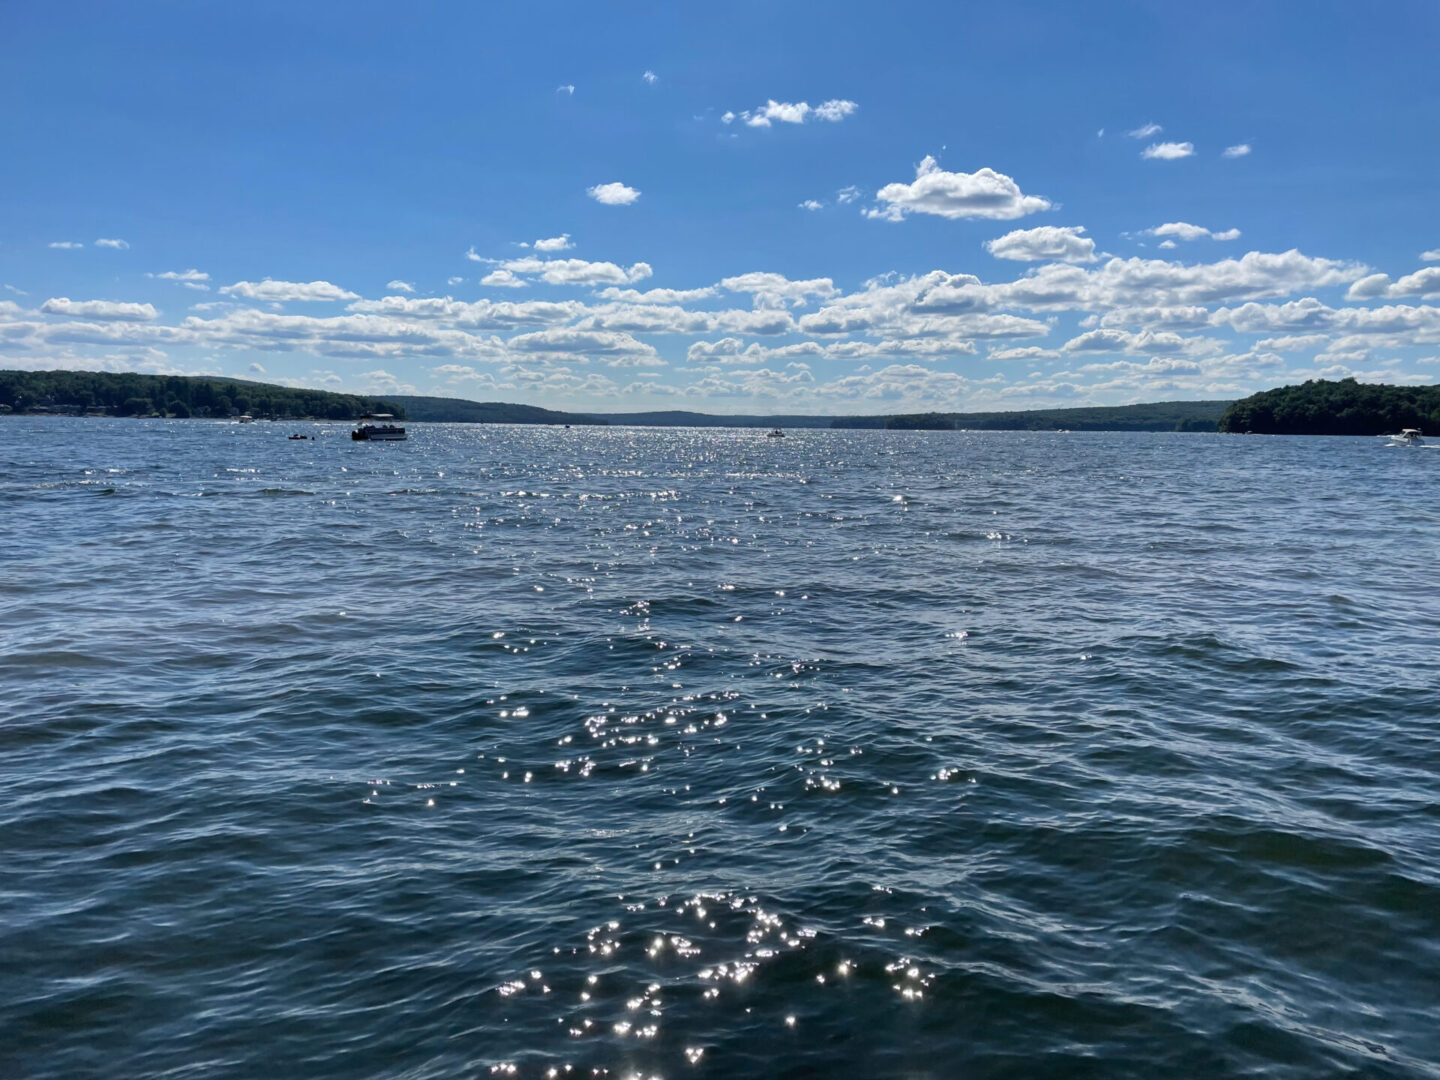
766, 428, 784, 438
1384, 428, 1424, 446
352, 423, 407, 441
288, 434, 311, 440
237, 414, 255, 424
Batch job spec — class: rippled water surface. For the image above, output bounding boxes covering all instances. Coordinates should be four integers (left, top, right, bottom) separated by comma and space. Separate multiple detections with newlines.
4, 418, 1439, 1079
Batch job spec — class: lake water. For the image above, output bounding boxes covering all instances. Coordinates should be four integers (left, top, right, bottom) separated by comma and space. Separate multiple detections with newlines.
3, 418, 1439, 1079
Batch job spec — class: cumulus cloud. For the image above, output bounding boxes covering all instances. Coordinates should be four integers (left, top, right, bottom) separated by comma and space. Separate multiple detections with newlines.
721, 272, 840, 309
1421, 249, 1440, 262
507, 327, 659, 362
49, 241, 84, 250
1346, 267, 1440, 301
500, 257, 652, 287
734, 98, 858, 127
387, 280, 416, 293
532, 234, 574, 252
1062, 328, 1207, 355
642, 70, 658, 84
218, 279, 359, 302
1128, 122, 1163, 138
595, 285, 718, 304
1222, 144, 1252, 158
836, 186, 861, 204
986, 225, 1097, 263
1141, 142, 1195, 160
41, 297, 159, 322
799, 199, 825, 211
587, 182, 641, 206
95, 238, 130, 250
447, 276, 464, 285
988, 346, 1060, 361
480, 269, 528, 288
1143, 222, 1241, 242
867, 157, 1051, 222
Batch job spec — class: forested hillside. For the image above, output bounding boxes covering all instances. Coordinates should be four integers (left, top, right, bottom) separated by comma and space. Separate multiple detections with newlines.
0, 370, 403, 420
1218, 379, 1440, 435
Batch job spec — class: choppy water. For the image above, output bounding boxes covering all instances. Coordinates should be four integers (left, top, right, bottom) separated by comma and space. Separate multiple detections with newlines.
3, 417, 1439, 1079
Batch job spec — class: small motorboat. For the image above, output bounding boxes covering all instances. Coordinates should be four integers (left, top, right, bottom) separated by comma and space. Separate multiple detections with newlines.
766, 428, 784, 438
288, 434, 311, 440
1385, 428, 1424, 446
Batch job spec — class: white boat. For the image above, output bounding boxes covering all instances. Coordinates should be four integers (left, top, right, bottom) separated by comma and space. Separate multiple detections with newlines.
352, 422, 407, 441
1386, 428, 1424, 446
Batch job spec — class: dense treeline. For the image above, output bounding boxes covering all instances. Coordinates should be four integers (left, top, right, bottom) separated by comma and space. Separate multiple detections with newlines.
886, 412, 956, 430
387, 395, 607, 425
1218, 379, 1440, 435
0, 370, 404, 420
841, 400, 1228, 432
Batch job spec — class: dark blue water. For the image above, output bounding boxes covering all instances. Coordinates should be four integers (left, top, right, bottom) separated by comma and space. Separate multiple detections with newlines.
3, 418, 1439, 1079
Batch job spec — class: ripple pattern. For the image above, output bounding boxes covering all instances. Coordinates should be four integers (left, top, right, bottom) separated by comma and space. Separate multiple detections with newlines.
2, 418, 1439, 1079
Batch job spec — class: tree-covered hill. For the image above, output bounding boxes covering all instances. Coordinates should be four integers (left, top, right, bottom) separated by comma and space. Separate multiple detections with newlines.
0, 370, 404, 420
1218, 379, 1440, 435
841, 400, 1229, 432
385, 395, 608, 425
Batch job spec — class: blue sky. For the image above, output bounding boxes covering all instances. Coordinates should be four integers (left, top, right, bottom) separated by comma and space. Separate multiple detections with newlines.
4, 1, 1439, 413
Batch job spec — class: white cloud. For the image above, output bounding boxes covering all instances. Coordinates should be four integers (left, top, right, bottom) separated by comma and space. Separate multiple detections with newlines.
387, 280, 416, 293
557, 84, 575, 95
595, 285, 718, 305
836, 186, 861, 204
507, 327, 659, 362
1159, 240, 1177, 249
95, 238, 130, 250
49, 241, 84, 250
40, 297, 159, 322
465, 246, 486, 262
813, 99, 858, 122
218, 279, 360, 302
721, 272, 840, 309
1141, 142, 1195, 161
1143, 222, 1241, 242
1222, 144, 1252, 158
1128, 122, 1163, 138
799, 199, 825, 211
3, 284, 27, 296
868, 157, 1051, 222
737, 98, 858, 127
988, 346, 1060, 361
447, 276, 464, 285
1062, 328, 1210, 355
500, 256, 651, 286
642, 70, 658, 84
1346, 267, 1440, 301
986, 225, 1097, 263
587, 182, 641, 206
480, 269, 528, 288
1422, 249, 1440, 262
532, 233, 574, 252
152, 269, 209, 283
721, 111, 736, 124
